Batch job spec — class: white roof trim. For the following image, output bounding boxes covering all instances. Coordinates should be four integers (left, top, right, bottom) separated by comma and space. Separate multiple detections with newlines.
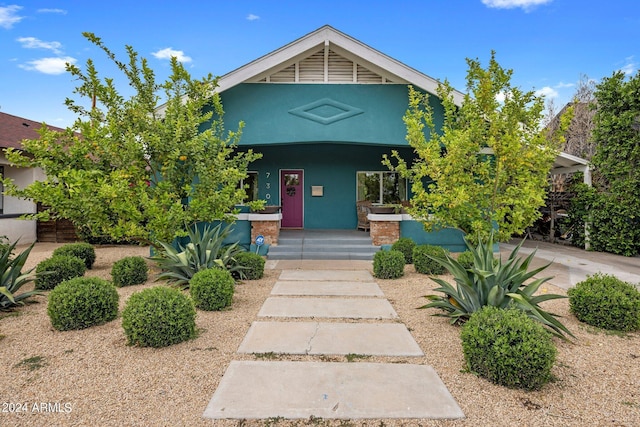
216, 25, 465, 105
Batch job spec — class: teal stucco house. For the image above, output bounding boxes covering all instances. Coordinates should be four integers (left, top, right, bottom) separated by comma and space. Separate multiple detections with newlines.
214, 26, 469, 248
197, 25, 590, 257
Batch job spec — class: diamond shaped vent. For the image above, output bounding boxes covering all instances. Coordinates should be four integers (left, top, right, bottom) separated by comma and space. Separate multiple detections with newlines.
288, 98, 363, 125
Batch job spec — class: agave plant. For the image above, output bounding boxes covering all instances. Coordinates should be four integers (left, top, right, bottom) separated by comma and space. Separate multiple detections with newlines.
0, 240, 43, 310
419, 232, 574, 339
0, 235, 12, 258
150, 223, 246, 288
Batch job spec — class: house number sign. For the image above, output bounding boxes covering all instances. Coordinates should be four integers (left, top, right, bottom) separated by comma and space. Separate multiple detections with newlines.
264, 171, 271, 200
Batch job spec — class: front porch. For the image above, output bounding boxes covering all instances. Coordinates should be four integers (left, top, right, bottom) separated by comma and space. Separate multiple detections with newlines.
243, 213, 467, 260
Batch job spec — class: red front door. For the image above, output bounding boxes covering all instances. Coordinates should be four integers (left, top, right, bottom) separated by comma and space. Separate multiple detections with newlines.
281, 170, 303, 228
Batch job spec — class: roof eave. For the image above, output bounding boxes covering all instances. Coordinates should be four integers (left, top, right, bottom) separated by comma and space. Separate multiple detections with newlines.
156, 25, 465, 116
216, 25, 465, 105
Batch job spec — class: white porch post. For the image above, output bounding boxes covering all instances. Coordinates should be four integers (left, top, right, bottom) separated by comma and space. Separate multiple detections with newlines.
583, 165, 592, 250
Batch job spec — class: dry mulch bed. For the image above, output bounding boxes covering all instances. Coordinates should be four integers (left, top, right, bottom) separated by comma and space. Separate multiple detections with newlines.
0, 243, 639, 426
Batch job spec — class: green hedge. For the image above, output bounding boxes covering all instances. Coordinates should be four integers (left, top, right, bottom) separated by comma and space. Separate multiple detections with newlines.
122, 286, 196, 347
47, 277, 119, 331
373, 250, 405, 279
190, 268, 235, 311
53, 243, 96, 269
234, 252, 265, 280
461, 306, 557, 390
35, 255, 86, 290
112, 256, 148, 287
413, 245, 448, 275
568, 273, 640, 331
391, 237, 416, 264
456, 250, 475, 269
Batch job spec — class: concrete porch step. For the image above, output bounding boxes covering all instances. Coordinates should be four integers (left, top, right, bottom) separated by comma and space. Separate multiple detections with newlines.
268, 229, 381, 260
277, 237, 376, 245
267, 251, 378, 260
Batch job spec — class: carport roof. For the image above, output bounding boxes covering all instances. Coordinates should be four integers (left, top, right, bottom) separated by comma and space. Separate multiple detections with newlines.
551, 151, 589, 175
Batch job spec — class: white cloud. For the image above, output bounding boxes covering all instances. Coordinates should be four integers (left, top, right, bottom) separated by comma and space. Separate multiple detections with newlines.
535, 86, 559, 99
0, 5, 23, 29
152, 48, 192, 63
621, 64, 635, 75
247, 13, 260, 21
619, 56, 637, 76
19, 56, 76, 75
482, 0, 552, 11
495, 91, 507, 103
555, 82, 575, 89
37, 8, 67, 14
17, 37, 63, 54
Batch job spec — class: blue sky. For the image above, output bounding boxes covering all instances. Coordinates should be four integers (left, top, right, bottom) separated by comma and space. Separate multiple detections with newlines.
1, 0, 639, 128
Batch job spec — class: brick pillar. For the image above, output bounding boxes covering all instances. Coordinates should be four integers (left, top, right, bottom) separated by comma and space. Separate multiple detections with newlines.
370, 220, 400, 246
251, 220, 280, 245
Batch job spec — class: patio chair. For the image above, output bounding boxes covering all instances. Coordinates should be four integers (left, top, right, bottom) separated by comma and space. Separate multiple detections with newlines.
356, 200, 372, 231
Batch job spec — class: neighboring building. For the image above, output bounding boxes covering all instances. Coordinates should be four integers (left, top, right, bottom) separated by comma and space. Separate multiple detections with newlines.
0, 112, 58, 243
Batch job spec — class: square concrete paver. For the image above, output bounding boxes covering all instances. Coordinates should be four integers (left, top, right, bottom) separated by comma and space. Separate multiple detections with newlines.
258, 297, 398, 319
203, 361, 464, 420
279, 270, 374, 282
271, 280, 384, 296
238, 322, 424, 356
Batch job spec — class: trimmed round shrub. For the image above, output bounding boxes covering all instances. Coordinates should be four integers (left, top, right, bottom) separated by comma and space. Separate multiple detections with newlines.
53, 242, 96, 269
111, 256, 148, 287
35, 255, 86, 290
461, 306, 557, 390
190, 268, 235, 311
235, 251, 265, 280
47, 277, 119, 331
373, 250, 405, 279
413, 245, 448, 275
456, 250, 475, 269
122, 286, 196, 348
568, 273, 640, 332
391, 237, 416, 264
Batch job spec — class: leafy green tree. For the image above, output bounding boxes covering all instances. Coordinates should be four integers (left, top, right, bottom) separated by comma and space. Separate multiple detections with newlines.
385, 52, 570, 242
3, 33, 261, 246
571, 71, 640, 256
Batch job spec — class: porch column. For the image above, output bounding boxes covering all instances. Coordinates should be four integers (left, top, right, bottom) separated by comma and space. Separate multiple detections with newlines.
368, 214, 402, 246
248, 213, 282, 245
583, 165, 592, 251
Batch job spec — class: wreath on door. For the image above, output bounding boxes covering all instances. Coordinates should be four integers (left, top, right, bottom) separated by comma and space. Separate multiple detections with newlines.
286, 186, 296, 197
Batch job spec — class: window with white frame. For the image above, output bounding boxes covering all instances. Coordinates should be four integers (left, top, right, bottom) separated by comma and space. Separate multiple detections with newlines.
357, 171, 407, 204
238, 171, 258, 203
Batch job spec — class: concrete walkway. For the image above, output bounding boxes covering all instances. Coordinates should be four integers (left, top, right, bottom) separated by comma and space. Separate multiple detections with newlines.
502, 240, 640, 289
203, 266, 464, 421
203, 241, 640, 421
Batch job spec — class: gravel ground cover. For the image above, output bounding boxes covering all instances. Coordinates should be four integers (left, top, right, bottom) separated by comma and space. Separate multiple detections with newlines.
1, 243, 639, 426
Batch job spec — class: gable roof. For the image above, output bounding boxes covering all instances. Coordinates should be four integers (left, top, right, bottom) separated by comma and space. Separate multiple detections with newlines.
0, 112, 65, 150
216, 25, 465, 105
